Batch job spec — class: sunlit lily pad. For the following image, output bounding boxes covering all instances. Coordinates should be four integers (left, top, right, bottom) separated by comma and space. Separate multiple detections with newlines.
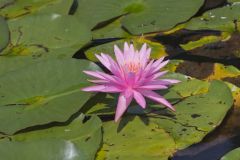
0, 115, 102, 160
221, 147, 240, 160
180, 32, 230, 51
95, 80, 233, 160
0, 16, 9, 51
0, 59, 101, 134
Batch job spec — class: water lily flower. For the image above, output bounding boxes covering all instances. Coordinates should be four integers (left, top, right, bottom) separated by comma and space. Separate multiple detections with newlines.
82, 42, 180, 122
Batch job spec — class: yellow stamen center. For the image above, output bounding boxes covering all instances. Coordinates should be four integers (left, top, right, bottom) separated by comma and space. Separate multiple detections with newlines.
125, 62, 141, 73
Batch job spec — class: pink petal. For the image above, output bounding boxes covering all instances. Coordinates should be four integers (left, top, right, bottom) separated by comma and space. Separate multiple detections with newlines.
82, 85, 122, 93
150, 59, 169, 75
95, 54, 112, 71
140, 90, 175, 111
143, 79, 175, 86
133, 91, 146, 109
139, 43, 147, 61
161, 79, 181, 84
114, 45, 125, 66
147, 71, 168, 80
137, 84, 168, 90
126, 72, 136, 86
87, 79, 108, 84
100, 53, 122, 77
115, 91, 133, 122
129, 44, 135, 58
95, 71, 123, 85
124, 42, 129, 54
143, 59, 154, 72
83, 71, 106, 80
81, 85, 105, 92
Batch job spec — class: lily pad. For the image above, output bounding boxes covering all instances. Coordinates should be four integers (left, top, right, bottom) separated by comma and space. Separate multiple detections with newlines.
36, 0, 74, 15
92, 18, 130, 39
121, 0, 204, 35
0, 59, 101, 134
75, 0, 204, 34
0, 16, 9, 51
97, 116, 176, 160
0, 0, 61, 19
0, 115, 102, 160
0, 47, 79, 76
8, 13, 91, 50
75, 0, 123, 29
221, 147, 240, 160
96, 80, 233, 159
186, 3, 240, 33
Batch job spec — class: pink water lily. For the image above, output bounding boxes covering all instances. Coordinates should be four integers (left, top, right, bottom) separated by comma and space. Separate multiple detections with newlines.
82, 42, 180, 122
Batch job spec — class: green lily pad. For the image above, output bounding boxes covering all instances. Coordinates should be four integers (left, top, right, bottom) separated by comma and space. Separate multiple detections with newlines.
75, 0, 123, 29
92, 19, 130, 39
0, 0, 61, 19
186, 3, 240, 33
121, 0, 204, 35
0, 115, 102, 160
96, 80, 233, 159
97, 116, 176, 160
75, 0, 204, 34
221, 148, 240, 160
0, 46, 80, 76
0, 59, 101, 134
36, 0, 74, 15
8, 13, 91, 50
0, 16, 9, 51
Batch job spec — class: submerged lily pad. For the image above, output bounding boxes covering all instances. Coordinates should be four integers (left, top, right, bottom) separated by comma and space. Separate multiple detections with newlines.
96, 80, 233, 160
221, 147, 240, 160
0, 115, 102, 160
0, 16, 9, 51
0, 59, 101, 134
